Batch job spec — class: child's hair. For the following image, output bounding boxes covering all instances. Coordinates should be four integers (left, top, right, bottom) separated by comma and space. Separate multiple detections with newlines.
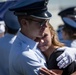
48, 23, 65, 47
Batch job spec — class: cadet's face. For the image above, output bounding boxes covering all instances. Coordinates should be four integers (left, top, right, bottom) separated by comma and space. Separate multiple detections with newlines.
25, 18, 49, 40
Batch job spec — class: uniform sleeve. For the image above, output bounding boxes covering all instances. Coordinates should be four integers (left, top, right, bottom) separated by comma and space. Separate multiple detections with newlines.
15, 50, 47, 75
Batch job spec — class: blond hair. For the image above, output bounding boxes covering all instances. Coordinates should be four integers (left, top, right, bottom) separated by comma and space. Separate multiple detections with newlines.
48, 23, 65, 47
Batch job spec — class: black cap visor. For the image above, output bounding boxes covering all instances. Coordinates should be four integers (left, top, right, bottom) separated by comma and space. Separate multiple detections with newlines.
15, 10, 52, 20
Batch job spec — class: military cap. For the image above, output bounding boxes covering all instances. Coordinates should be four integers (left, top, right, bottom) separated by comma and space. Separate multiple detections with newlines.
63, 17, 76, 28
3, 10, 20, 30
9, 0, 52, 19
58, 6, 76, 18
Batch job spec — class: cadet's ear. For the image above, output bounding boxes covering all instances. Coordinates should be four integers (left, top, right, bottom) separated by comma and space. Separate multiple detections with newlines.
21, 18, 28, 26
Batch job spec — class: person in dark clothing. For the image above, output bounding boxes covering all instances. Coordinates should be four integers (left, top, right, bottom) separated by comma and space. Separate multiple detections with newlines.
38, 23, 76, 75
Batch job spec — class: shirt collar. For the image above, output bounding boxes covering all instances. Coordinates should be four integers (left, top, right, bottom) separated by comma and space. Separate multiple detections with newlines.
17, 31, 38, 49
5, 33, 15, 37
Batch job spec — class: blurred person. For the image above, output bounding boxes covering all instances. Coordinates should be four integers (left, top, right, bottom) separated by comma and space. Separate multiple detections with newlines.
0, 10, 20, 75
57, 7, 76, 47
0, 0, 17, 20
56, 24, 72, 47
0, 21, 5, 38
62, 17, 76, 48
0, 0, 20, 38
37, 23, 76, 75
58, 6, 76, 47
8, 0, 58, 75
